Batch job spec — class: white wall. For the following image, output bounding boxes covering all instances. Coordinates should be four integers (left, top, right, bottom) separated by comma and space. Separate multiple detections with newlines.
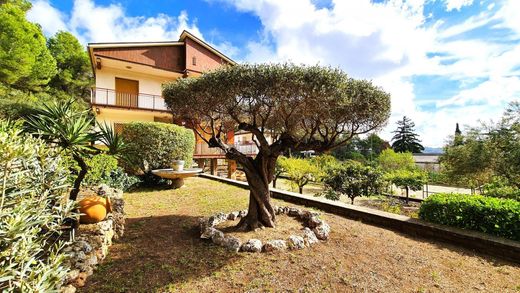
95, 66, 173, 96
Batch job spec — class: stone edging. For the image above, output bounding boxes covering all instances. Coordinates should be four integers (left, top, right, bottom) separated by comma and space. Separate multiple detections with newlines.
199, 173, 520, 263
199, 206, 330, 252
60, 185, 125, 293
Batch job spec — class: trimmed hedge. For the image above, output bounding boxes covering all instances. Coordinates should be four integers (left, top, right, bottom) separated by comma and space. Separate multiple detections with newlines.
419, 193, 520, 241
121, 121, 195, 173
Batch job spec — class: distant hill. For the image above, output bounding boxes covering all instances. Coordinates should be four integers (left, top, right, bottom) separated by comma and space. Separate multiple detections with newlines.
423, 147, 443, 154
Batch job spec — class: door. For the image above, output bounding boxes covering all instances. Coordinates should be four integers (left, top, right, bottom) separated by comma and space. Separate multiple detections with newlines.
115, 78, 138, 108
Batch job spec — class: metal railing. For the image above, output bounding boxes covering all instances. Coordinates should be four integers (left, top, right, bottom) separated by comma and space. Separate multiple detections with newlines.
91, 87, 168, 111
194, 142, 259, 156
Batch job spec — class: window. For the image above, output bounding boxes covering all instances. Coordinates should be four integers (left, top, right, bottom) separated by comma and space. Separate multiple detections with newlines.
113, 123, 125, 135
192, 56, 197, 66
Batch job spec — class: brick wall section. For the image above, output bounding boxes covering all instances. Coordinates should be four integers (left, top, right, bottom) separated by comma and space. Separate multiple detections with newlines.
185, 37, 227, 73
200, 173, 520, 263
95, 46, 184, 72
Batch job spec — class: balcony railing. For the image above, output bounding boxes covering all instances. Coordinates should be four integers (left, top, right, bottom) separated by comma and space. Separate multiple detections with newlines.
194, 142, 259, 157
91, 87, 168, 111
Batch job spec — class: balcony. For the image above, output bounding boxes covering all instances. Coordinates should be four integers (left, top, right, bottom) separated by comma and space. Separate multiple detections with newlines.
194, 142, 259, 158
91, 87, 169, 112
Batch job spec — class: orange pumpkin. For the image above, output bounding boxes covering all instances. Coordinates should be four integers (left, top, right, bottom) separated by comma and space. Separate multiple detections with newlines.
79, 195, 112, 224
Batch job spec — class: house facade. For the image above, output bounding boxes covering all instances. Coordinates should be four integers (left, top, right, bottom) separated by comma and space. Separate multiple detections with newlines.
88, 31, 246, 178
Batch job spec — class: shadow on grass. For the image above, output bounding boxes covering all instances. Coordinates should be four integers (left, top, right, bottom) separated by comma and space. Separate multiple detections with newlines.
80, 214, 242, 293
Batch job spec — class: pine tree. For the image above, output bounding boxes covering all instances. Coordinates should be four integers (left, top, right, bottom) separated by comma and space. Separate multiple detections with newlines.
454, 123, 463, 146
391, 116, 424, 153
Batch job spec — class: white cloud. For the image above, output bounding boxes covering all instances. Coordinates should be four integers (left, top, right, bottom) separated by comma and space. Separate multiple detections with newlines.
27, 0, 67, 35
28, 0, 204, 43
217, 0, 520, 147
444, 0, 474, 11
437, 76, 520, 108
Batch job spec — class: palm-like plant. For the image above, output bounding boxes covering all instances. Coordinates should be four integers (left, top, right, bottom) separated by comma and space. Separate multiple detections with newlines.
97, 121, 127, 158
25, 99, 98, 201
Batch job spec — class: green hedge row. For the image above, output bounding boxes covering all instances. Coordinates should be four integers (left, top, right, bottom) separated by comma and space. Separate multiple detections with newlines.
121, 121, 195, 173
419, 193, 520, 241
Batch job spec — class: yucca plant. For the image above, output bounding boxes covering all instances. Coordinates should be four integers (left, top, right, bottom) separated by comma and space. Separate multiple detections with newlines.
97, 121, 127, 159
25, 98, 98, 201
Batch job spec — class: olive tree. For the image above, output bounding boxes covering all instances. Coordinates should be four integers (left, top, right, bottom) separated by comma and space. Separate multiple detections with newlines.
163, 64, 391, 231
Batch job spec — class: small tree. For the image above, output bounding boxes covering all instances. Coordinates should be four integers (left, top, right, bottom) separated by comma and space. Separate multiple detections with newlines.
385, 169, 426, 202
273, 156, 288, 188
323, 161, 384, 204
311, 154, 340, 181
391, 116, 424, 153
284, 157, 319, 194
440, 130, 493, 190
163, 64, 391, 230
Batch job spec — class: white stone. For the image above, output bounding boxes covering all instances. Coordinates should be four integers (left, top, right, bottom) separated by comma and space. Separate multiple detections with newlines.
201, 227, 218, 239
313, 222, 331, 240
241, 239, 263, 253
287, 235, 305, 250
221, 236, 241, 252
211, 230, 225, 245
263, 240, 287, 252
288, 207, 302, 217
308, 216, 323, 228
302, 227, 319, 246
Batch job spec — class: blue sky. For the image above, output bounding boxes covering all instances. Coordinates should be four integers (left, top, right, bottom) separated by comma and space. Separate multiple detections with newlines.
27, 0, 520, 147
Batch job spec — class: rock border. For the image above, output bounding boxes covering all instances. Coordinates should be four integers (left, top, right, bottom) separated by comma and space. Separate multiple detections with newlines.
60, 184, 125, 293
199, 206, 330, 253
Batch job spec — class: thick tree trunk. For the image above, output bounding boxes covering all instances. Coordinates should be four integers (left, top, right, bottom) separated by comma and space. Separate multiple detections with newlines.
70, 153, 88, 201
235, 153, 278, 231
236, 172, 276, 231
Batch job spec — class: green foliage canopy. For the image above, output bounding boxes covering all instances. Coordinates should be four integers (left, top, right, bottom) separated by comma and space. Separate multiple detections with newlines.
47, 31, 92, 101
323, 161, 384, 204
377, 149, 416, 173
283, 157, 320, 193
0, 2, 56, 91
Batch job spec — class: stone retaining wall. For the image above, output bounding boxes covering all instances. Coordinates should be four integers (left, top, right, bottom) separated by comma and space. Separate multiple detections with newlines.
61, 185, 125, 293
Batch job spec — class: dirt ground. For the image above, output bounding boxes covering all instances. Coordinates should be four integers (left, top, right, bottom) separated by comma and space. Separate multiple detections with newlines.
80, 177, 520, 293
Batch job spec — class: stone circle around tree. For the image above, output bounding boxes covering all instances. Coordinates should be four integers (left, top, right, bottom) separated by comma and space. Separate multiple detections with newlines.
199, 206, 330, 253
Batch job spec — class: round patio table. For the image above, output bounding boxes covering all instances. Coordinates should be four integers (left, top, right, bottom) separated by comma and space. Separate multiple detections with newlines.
151, 168, 203, 188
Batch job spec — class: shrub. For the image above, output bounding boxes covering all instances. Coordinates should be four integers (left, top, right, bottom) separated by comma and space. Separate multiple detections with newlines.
82, 154, 139, 191
121, 121, 195, 173
0, 121, 74, 291
419, 193, 520, 241
83, 154, 118, 186
323, 161, 384, 204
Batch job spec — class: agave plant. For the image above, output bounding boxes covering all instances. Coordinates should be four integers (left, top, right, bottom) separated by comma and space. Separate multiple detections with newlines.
25, 99, 98, 201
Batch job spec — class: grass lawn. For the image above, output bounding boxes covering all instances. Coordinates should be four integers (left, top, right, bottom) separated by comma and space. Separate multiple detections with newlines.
81, 177, 520, 292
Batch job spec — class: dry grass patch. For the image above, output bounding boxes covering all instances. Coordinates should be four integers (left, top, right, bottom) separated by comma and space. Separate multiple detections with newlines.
80, 177, 520, 293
